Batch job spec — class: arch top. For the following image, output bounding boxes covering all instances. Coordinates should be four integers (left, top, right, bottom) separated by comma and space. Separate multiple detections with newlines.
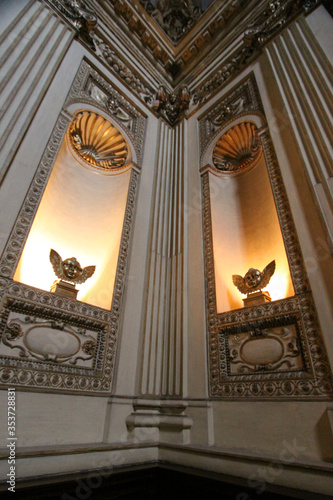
67, 110, 130, 174
65, 102, 138, 165
201, 113, 265, 175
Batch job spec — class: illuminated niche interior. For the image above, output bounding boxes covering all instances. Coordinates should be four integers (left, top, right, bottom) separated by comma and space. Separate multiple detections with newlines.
208, 121, 294, 312
14, 111, 132, 310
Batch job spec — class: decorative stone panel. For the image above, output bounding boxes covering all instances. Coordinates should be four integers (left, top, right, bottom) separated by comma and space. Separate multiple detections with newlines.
0, 59, 144, 394
200, 73, 333, 399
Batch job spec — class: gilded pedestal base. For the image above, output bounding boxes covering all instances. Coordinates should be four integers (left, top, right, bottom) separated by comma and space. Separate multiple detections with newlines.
243, 290, 271, 308
50, 280, 78, 299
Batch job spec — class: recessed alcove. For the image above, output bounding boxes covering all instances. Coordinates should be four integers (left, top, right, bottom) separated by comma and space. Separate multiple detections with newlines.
14, 110, 133, 310
204, 120, 294, 312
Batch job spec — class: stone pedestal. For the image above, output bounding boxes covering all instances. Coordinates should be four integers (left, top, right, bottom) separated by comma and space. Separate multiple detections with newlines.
243, 290, 271, 308
50, 280, 78, 299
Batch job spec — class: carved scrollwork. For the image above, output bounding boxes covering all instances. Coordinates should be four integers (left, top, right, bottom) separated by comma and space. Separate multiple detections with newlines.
65, 60, 146, 165
82, 340, 96, 356
201, 74, 333, 399
3, 322, 23, 341
48, 0, 97, 49
0, 60, 142, 394
192, 0, 318, 106
153, 85, 190, 125
92, 34, 154, 108
139, 0, 204, 45
199, 74, 263, 157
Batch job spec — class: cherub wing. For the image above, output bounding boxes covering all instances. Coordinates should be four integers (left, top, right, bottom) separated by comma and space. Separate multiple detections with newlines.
260, 260, 276, 289
232, 274, 248, 295
75, 265, 96, 284
49, 249, 65, 280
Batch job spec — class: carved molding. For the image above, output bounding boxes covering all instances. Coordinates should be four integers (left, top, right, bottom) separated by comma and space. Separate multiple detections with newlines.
91, 34, 155, 108
100, 0, 248, 73
46, 0, 97, 49
153, 85, 190, 125
212, 122, 262, 174
200, 73, 333, 399
68, 110, 129, 169
64, 59, 147, 164
44, 0, 321, 124
0, 287, 112, 392
0, 60, 144, 394
139, 0, 204, 45
199, 74, 264, 159
192, 0, 320, 105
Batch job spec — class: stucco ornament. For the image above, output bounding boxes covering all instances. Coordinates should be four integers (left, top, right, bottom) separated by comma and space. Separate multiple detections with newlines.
50, 249, 96, 285
232, 260, 276, 294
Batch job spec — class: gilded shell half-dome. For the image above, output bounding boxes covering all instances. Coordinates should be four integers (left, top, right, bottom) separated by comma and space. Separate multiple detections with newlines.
69, 111, 128, 170
212, 122, 262, 173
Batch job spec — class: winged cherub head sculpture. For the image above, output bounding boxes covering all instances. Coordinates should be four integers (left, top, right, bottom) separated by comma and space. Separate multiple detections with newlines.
50, 249, 96, 285
232, 260, 276, 295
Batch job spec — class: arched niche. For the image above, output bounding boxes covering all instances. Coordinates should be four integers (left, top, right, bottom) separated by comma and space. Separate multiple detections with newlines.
14, 106, 138, 310
201, 115, 294, 312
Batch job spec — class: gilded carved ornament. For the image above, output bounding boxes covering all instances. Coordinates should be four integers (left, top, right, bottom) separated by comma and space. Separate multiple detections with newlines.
45, 0, 321, 119
139, 0, 204, 45
212, 122, 262, 174
68, 111, 128, 170
50, 249, 96, 285
199, 74, 333, 398
153, 85, 190, 125
232, 261, 276, 295
0, 60, 141, 394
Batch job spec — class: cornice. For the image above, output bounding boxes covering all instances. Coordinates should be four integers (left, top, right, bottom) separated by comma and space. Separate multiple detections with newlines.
96, 0, 250, 80
44, 0, 322, 125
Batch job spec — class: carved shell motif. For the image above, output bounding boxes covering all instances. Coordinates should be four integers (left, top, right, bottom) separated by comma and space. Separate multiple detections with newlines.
69, 111, 128, 169
212, 122, 262, 173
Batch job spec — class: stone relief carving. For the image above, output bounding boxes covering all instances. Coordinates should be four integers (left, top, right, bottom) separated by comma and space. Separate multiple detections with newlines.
192, 0, 320, 105
153, 85, 190, 125
0, 293, 111, 392
47, 0, 97, 49
64, 60, 146, 164
200, 74, 333, 399
2, 311, 99, 367
46, 1, 156, 109
212, 122, 262, 173
0, 60, 143, 394
226, 317, 304, 375
139, 0, 204, 45
92, 34, 155, 107
199, 74, 263, 155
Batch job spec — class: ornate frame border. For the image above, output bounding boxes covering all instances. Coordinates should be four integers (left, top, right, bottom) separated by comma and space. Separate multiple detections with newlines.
200, 73, 333, 399
0, 59, 145, 395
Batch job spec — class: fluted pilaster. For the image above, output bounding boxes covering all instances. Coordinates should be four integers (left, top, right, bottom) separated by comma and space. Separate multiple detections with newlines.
0, 0, 73, 184
140, 120, 185, 398
265, 13, 333, 245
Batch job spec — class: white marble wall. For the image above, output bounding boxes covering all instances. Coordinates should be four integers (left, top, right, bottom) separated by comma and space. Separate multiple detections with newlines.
0, 1, 332, 495
139, 120, 185, 398
265, 7, 333, 248
0, 0, 73, 185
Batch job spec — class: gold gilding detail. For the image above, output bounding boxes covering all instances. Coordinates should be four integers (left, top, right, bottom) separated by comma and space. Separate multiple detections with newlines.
212, 122, 262, 173
69, 111, 128, 169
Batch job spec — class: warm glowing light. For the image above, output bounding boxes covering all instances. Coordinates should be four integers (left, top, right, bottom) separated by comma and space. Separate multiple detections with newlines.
14, 139, 131, 310
229, 262, 292, 306
209, 155, 294, 313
